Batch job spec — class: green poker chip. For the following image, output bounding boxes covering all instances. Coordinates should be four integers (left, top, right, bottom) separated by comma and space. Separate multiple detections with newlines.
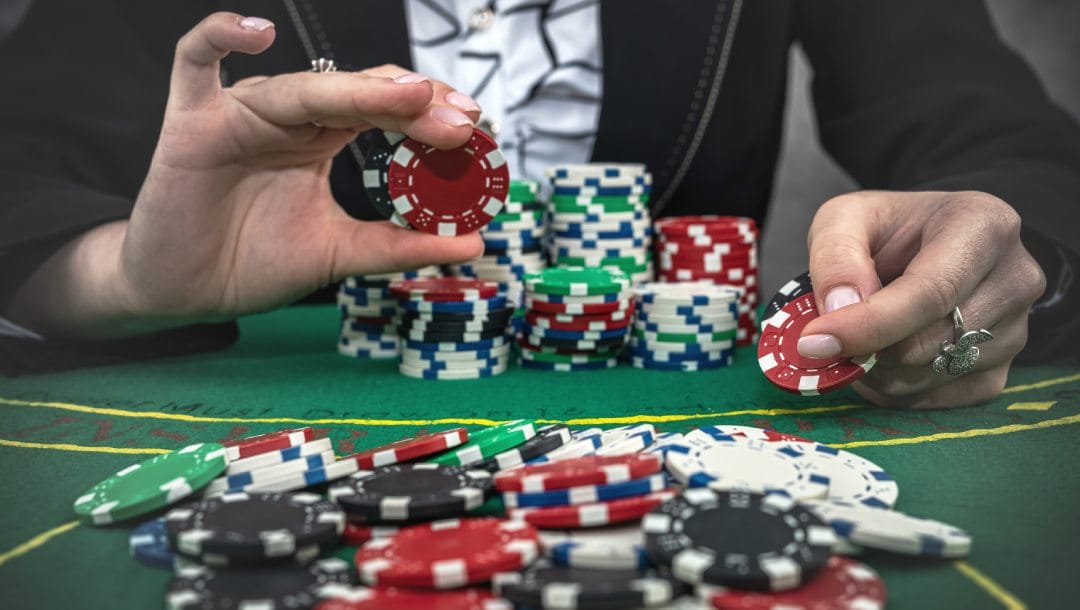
549, 194, 648, 206
524, 267, 631, 297
551, 201, 643, 215
508, 179, 540, 202
427, 419, 538, 466
632, 327, 737, 344
73, 442, 227, 525
492, 209, 544, 224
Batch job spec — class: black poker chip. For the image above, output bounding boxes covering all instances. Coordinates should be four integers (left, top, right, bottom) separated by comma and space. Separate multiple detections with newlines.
328, 463, 493, 523
493, 559, 684, 610
397, 325, 508, 343
643, 489, 834, 591
397, 307, 515, 325
165, 557, 353, 609
762, 271, 813, 327
359, 130, 406, 219
524, 334, 628, 352
474, 424, 572, 472
164, 492, 345, 566
484, 244, 544, 257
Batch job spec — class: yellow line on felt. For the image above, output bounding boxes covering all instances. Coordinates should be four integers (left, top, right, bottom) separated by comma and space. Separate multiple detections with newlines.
1001, 372, 1080, 394
0, 395, 860, 426
954, 561, 1027, 610
830, 413, 1080, 449
0, 520, 80, 569
0, 438, 168, 455
0, 369, 1074, 428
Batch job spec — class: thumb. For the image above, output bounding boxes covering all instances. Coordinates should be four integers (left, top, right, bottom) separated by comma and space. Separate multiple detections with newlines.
797, 193, 885, 358
169, 13, 276, 110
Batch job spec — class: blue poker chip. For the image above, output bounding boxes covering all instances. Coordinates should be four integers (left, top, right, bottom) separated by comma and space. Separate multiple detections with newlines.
220, 453, 335, 492
399, 295, 509, 313
637, 303, 736, 317
403, 336, 509, 352
528, 292, 624, 305
556, 238, 648, 251
523, 324, 629, 342
553, 184, 653, 197
554, 248, 639, 260
339, 336, 398, 351
130, 517, 174, 570
629, 346, 734, 363
520, 358, 618, 372
399, 365, 503, 380
503, 473, 670, 508
636, 321, 727, 334
483, 236, 542, 249
548, 165, 646, 180
555, 174, 651, 187
552, 226, 650, 239
404, 346, 509, 361
400, 356, 505, 371
631, 355, 733, 371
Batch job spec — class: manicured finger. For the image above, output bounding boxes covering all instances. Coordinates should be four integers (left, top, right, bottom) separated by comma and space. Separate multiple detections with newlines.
330, 219, 485, 278
230, 71, 475, 150
170, 13, 276, 110
802, 192, 1015, 358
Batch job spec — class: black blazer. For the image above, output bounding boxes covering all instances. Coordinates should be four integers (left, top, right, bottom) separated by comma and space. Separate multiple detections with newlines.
2, 0, 1079, 374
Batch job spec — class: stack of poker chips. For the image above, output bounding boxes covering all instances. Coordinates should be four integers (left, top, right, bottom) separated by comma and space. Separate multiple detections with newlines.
336, 267, 441, 359
447, 179, 546, 311
387, 277, 513, 380
629, 281, 740, 371
653, 215, 761, 346
518, 267, 634, 371
544, 163, 653, 285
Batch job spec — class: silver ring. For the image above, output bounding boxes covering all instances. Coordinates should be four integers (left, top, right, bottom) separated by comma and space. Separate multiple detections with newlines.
931, 307, 994, 376
310, 58, 337, 73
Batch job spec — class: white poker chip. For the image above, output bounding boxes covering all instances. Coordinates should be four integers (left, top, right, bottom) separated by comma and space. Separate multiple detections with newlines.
540, 525, 648, 570
803, 500, 972, 558
665, 437, 829, 501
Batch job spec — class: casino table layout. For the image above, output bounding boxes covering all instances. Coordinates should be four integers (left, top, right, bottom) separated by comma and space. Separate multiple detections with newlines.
0, 303, 1077, 609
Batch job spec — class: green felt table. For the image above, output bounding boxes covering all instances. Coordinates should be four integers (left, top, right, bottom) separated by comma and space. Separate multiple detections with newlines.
0, 304, 1077, 609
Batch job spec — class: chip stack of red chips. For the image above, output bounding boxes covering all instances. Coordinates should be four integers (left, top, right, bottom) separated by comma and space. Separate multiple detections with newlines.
652, 216, 761, 346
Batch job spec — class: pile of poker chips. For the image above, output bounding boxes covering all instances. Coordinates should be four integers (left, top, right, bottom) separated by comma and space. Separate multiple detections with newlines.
360, 127, 510, 236
653, 216, 761, 346
519, 267, 634, 371
545, 163, 654, 285
630, 282, 740, 371
72, 421, 972, 609
757, 271, 878, 395
336, 267, 441, 360
447, 179, 547, 310
388, 277, 514, 380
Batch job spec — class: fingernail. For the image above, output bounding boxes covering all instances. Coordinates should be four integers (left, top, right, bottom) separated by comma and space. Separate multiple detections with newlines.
446, 90, 481, 113
797, 334, 843, 359
393, 72, 430, 84
824, 285, 861, 313
431, 106, 474, 127
239, 16, 275, 31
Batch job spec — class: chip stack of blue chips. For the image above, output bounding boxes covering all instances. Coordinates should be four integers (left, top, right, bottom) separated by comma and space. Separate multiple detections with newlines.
544, 163, 654, 285
629, 281, 740, 371
336, 267, 441, 359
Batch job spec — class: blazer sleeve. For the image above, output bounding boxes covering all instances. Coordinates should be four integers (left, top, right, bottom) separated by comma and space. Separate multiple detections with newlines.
795, 0, 1080, 360
0, 0, 237, 376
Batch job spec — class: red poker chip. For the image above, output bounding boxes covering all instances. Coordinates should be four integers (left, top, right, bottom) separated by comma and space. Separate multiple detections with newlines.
494, 454, 663, 492
387, 128, 510, 236
316, 587, 512, 610
654, 215, 759, 236
508, 489, 676, 529
342, 427, 469, 470
355, 518, 539, 589
221, 427, 315, 461
343, 522, 401, 546
757, 292, 877, 395
707, 556, 887, 610
524, 297, 633, 315
389, 278, 499, 302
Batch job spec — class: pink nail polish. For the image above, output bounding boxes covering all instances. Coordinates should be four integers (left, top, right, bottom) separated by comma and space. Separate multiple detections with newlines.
239, 16, 275, 31
431, 106, 474, 127
824, 285, 861, 313
446, 91, 481, 113
797, 334, 843, 359
393, 72, 430, 84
